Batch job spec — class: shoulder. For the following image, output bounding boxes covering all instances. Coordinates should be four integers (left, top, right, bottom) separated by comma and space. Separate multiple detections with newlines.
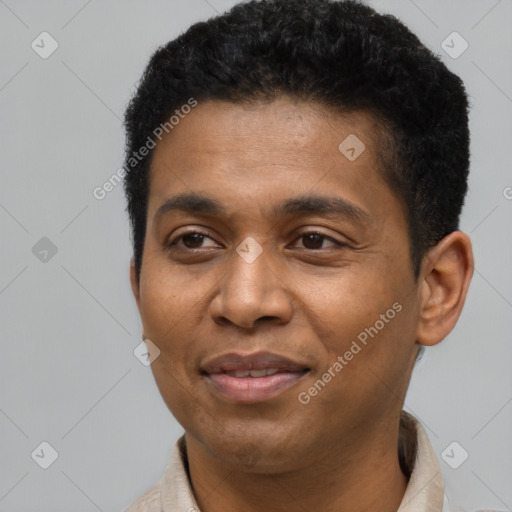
124, 437, 190, 512
124, 481, 161, 512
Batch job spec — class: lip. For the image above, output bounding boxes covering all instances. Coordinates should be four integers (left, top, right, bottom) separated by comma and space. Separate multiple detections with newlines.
202, 351, 310, 404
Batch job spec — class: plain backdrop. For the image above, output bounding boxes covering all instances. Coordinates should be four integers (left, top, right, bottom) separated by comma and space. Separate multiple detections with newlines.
0, 1, 511, 511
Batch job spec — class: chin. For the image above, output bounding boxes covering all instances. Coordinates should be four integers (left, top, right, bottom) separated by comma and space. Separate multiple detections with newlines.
195, 424, 311, 473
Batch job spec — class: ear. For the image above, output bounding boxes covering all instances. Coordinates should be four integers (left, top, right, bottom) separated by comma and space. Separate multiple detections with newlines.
130, 258, 141, 312
416, 231, 474, 347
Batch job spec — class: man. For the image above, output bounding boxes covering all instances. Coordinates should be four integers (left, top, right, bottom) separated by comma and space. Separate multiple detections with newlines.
122, 1, 488, 510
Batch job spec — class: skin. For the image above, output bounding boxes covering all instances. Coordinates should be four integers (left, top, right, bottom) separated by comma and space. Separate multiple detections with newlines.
130, 97, 474, 512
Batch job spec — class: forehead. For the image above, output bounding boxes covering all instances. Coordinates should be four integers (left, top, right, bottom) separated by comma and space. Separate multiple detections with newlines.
156, 98, 380, 152
149, 97, 386, 186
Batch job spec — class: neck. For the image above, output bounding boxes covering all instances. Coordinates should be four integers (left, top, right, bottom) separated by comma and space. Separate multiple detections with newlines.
185, 418, 409, 512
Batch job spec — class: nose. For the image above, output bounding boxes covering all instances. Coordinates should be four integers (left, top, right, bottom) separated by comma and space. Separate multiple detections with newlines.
209, 244, 294, 330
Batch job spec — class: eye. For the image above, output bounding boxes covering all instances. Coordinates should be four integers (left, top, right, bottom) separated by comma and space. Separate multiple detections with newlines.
292, 231, 345, 250
167, 231, 219, 249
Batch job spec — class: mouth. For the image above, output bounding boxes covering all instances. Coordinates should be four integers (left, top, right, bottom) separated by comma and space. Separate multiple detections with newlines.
201, 352, 311, 404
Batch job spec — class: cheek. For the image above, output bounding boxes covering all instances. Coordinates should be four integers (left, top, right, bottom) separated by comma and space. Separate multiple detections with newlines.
137, 284, 191, 387
138, 264, 198, 336
150, 360, 205, 434
299, 270, 399, 341
137, 263, 216, 376
298, 267, 417, 394
139, 286, 176, 339
319, 295, 416, 393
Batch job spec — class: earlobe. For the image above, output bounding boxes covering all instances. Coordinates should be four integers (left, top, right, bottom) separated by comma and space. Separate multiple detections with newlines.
416, 231, 474, 347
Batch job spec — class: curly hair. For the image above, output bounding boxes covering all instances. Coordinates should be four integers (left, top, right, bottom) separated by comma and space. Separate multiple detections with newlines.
123, 0, 470, 284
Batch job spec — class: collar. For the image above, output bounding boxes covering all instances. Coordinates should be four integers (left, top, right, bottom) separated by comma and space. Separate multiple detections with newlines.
397, 411, 445, 511
128, 411, 446, 511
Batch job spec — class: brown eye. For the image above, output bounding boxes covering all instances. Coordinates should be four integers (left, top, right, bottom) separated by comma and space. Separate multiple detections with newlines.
294, 232, 343, 250
180, 233, 206, 248
302, 233, 325, 249
167, 230, 220, 250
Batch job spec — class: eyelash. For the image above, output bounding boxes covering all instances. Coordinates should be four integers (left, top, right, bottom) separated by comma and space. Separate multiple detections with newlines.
166, 230, 346, 250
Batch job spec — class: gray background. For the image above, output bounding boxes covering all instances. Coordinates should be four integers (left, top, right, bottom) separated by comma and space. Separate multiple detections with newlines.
0, 1, 510, 511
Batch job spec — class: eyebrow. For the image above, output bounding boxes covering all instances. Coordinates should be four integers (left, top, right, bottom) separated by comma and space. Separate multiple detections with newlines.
154, 192, 371, 225
273, 195, 371, 225
154, 193, 226, 220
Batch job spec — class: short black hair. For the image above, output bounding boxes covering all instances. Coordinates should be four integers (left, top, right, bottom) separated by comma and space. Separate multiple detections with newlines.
123, 0, 470, 283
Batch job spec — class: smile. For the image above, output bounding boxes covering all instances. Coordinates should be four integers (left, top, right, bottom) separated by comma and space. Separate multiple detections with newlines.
201, 351, 310, 404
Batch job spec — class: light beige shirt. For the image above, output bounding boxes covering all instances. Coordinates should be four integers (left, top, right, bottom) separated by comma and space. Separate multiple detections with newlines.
125, 412, 495, 512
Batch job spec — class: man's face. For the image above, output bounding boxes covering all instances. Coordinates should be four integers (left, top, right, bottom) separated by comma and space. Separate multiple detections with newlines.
131, 98, 422, 470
